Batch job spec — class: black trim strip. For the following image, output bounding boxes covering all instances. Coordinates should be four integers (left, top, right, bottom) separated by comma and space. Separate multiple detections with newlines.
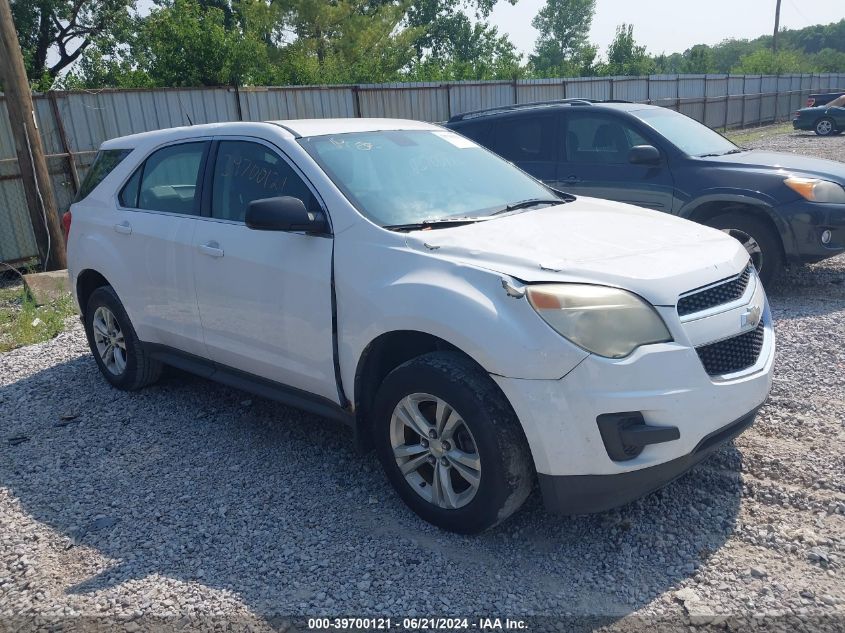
145, 343, 353, 425
539, 407, 759, 515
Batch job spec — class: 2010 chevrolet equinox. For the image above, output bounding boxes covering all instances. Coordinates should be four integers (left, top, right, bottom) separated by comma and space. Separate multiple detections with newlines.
66, 119, 774, 533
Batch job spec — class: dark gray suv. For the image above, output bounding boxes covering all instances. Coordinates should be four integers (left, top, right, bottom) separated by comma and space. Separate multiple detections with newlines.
446, 100, 845, 285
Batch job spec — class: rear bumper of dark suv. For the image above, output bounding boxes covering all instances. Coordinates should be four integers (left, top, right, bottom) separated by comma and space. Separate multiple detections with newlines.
539, 408, 758, 515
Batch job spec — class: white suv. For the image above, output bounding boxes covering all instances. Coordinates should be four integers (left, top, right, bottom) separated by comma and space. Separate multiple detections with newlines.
66, 119, 774, 533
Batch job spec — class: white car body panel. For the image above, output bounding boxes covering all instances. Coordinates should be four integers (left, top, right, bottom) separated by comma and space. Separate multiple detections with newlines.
67, 118, 775, 502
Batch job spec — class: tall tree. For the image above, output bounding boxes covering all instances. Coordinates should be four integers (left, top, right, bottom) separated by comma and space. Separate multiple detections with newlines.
11, 0, 137, 86
529, 0, 595, 76
601, 23, 653, 76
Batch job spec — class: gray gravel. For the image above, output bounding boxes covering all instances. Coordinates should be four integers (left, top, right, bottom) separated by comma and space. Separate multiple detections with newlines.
1, 126, 844, 630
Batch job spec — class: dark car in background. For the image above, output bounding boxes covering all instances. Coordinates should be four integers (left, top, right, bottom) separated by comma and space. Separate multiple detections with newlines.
446, 100, 845, 285
806, 92, 845, 108
793, 94, 845, 136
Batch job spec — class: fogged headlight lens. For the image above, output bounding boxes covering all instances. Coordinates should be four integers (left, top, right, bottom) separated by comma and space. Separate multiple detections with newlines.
527, 284, 672, 358
784, 177, 845, 203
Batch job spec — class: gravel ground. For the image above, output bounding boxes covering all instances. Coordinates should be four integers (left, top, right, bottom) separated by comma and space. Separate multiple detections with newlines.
1, 127, 844, 631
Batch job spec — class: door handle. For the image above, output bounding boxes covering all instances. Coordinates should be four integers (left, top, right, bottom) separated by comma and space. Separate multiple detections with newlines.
113, 221, 132, 235
564, 175, 581, 185
199, 241, 224, 258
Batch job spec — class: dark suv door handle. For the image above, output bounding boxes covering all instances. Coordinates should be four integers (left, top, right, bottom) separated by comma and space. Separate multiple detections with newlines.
564, 175, 581, 185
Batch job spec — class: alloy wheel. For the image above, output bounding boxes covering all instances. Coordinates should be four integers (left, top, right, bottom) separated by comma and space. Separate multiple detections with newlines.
92, 306, 127, 376
817, 119, 833, 135
389, 393, 481, 510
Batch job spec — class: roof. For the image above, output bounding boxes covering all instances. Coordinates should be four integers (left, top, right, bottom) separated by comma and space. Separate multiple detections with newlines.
99, 118, 441, 149
270, 118, 439, 137
447, 100, 654, 123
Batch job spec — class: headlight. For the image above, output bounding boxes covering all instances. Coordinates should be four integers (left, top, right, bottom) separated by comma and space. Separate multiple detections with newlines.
784, 177, 845, 203
527, 284, 672, 358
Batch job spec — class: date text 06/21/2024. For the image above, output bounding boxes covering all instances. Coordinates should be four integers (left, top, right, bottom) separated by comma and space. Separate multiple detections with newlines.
307, 617, 528, 630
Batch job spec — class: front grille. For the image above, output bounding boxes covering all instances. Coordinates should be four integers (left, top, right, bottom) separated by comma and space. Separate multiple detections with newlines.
678, 265, 753, 317
696, 322, 765, 376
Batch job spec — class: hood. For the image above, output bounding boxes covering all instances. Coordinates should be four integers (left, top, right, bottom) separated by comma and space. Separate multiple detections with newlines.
404, 197, 749, 306
706, 150, 845, 184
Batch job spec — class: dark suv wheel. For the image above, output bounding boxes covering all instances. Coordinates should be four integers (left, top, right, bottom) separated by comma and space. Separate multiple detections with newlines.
373, 351, 533, 533
83, 285, 162, 390
705, 214, 783, 286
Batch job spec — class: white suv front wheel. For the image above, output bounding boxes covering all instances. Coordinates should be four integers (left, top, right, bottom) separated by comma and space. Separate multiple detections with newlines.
373, 352, 533, 533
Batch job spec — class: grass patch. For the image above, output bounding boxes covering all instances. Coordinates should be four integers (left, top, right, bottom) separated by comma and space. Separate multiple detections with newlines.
0, 280, 77, 353
726, 123, 794, 146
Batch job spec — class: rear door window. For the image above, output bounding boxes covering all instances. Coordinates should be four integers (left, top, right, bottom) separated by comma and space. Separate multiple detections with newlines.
75, 149, 132, 202
451, 121, 492, 146
493, 115, 557, 163
564, 114, 649, 164
121, 142, 208, 214
210, 140, 316, 222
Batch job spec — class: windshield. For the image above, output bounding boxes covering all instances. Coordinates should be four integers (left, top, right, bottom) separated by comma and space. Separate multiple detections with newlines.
299, 129, 554, 228
634, 108, 739, 157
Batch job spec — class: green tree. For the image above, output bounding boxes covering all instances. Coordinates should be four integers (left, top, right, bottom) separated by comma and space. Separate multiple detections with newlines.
683, 44, 715, 74
600, 23, 654, 76
529, 0, 596, 76
731, 48, 813, 74
812, 47, 845, 72
138, 0, 271, 86
11, 0, 138, 87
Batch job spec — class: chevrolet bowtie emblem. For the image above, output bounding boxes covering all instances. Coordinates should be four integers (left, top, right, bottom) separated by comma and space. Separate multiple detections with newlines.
741, 304, 763, 329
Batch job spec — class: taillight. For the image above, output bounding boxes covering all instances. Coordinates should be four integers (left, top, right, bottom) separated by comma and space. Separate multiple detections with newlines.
61, 210, 72, 242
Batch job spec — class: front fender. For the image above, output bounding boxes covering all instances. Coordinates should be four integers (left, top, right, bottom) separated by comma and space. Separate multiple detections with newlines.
678, 191, 797, 257
335, 242, 588, 393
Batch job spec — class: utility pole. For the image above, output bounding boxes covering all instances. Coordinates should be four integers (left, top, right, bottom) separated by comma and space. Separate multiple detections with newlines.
0, 0, 67, 270
772, 0, 782, 52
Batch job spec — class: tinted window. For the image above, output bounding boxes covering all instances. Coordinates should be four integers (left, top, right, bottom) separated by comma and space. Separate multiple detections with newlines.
300, 130, 553, 228
76, 149, 131, 201
494, 116, 556, 162
564, 115, 650, 164
211, 141, 315, 222
634, 108, 736, 157
127, 142, 207, 214
451, 121, 492, 145
119, 167, 142, 208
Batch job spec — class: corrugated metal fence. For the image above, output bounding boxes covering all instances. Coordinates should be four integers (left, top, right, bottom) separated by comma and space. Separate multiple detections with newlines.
2, 72, 844, 265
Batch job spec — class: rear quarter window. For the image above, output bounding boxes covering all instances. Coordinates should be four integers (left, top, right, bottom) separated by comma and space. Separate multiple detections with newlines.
75, 149, 132, 202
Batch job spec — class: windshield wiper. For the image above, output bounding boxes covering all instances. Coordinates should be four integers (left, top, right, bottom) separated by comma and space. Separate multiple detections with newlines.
492, 198, 566, 215
698, 148, 746, 157
383, 217, 489, 232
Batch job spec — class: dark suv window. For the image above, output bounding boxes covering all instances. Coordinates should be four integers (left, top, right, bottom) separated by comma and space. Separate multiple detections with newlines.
494, 115, 556, 163
211, 140, 315, 222
564, 114, 648, 164
120, 142, 207, 214
76, 149, 132, 202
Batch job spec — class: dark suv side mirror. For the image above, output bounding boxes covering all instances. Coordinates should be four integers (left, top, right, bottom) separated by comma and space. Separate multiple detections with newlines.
245, 196, 328, 234
628, 145, 661, 165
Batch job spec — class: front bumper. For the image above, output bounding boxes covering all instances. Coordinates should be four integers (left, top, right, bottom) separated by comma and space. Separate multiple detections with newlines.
777, 198, 845, 263
538, 408, 757, 514
492, 284, 774, 514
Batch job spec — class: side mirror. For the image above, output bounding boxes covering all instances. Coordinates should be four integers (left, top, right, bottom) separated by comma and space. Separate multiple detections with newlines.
628, 145, 661, 165
245, 196, 327, 234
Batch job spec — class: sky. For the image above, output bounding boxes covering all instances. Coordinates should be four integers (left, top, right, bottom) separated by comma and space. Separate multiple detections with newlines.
488, 0, 845, 58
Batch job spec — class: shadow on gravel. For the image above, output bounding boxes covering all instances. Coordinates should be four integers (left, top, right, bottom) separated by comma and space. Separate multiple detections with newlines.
0, 351, 748, 626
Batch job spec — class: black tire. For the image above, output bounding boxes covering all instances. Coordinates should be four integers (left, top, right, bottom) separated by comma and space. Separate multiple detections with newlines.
705, 213, 784, 287
373, 351, 533, 534
83, 285, 162, 390
815, 117, 836, 136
